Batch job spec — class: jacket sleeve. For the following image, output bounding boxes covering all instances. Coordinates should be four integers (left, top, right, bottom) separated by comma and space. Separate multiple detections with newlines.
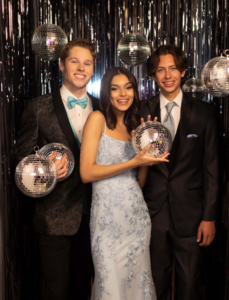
15, 99, 39, 163
202, 104, 219, 221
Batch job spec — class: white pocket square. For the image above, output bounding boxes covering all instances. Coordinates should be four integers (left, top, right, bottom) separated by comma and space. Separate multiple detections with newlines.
187, 134, 198, 138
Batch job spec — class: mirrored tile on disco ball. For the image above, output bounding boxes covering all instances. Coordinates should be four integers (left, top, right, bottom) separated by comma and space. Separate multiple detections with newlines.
15, 154, 57, 198
38, 143, 75, 181
132, 121, 172, 157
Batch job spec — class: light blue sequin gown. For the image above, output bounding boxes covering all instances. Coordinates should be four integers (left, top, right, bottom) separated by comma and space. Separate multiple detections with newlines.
90, 128, 156, 300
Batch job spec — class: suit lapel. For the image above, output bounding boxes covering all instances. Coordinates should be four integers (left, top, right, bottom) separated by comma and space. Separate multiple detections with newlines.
88, 93, 100, 111
148, 94, 161, 122
169, 93, 193, 175
52, 89, 80, 159
167, 123, 180, 170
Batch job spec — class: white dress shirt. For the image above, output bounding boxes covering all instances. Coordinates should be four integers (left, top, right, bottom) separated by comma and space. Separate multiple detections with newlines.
60, 85, 93, 143
160, 89, 183, 136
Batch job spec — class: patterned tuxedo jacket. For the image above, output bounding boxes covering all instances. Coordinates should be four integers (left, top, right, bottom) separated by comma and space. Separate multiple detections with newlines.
16, 88, 100, 236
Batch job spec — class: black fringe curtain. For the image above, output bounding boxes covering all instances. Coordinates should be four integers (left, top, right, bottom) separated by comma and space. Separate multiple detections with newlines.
0, 0, 229, 299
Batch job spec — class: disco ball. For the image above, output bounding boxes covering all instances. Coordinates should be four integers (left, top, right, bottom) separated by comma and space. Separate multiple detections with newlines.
182, 77, 205, 100
211, 52, 229, 95
39, 143, 75, 181
132, 121, 172, 158
15, 152, 57, 198
117, 33, 151, 66
201, 54, 228, 97
31, 23, 68, 61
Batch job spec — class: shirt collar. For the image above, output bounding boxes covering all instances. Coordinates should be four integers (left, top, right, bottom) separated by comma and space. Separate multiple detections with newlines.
160, 89, 183, 110
60, 84, 88, 104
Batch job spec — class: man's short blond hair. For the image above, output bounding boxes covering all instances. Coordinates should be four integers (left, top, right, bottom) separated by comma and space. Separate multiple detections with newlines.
60, 38, 96, 64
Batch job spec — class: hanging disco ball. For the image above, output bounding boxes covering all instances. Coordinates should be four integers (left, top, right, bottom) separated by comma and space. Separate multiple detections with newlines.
132, 121, 172, 158
39, 143, 75, 182
182, 77, 205, 99
15, 151, 57, 198
211, 50, 229, 95
201, 52, 228, 97
117, 33, 151, 66
31, 23, 68, 61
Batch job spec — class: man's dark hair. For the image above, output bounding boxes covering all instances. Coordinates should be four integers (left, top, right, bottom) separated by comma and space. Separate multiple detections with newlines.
100, 67, 140, 134
146, 44, 188, 84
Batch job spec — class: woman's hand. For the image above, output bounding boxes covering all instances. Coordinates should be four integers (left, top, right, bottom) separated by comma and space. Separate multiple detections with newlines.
134, 115, 169, 167
140, 114, 156, 123
132, 115, 157, 136
141, 115, 157, 124
134, 144, 169, 167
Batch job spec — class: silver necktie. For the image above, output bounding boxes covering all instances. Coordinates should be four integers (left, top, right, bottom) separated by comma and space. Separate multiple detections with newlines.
163, 101, 176, 141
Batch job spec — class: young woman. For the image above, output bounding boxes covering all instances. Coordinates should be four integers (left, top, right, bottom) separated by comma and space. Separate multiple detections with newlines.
80, 67, 169, 300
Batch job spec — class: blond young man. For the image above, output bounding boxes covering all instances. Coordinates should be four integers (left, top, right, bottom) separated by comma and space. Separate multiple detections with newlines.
17, 38, 99, 300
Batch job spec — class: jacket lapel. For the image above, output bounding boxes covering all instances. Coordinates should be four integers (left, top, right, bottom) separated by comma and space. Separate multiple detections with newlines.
88, 93, 100, 111
167, 123, 180, 170
148, 94, 161, 122
169, 93, 193, 175
52, 89, 80, 159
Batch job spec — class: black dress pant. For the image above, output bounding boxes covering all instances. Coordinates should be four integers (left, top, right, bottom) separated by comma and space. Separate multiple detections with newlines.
150, 200, 203, 300
38, 214, 93, 300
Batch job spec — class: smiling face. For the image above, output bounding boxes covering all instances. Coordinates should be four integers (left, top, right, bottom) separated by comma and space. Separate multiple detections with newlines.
110, 74, 134, 114
59, 46, 94, 97
153, 54, 186, 101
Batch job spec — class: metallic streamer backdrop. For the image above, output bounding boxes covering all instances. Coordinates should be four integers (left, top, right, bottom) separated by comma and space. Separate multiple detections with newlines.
0, 0, 229, 299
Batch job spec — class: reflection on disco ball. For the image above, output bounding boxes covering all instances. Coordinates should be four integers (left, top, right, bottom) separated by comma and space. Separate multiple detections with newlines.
201, 55, 228, 97
15, 153, 57, 198
39, 143, 75, 182
211, 56, 229, 95
31, 24, 68, 61
182, 77, 205, 100
132, 121, 172, 158
117, 34, 151, 66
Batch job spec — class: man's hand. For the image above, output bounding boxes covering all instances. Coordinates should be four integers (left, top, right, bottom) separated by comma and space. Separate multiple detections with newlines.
49, 151, 69, 180
196, 221, 216, 246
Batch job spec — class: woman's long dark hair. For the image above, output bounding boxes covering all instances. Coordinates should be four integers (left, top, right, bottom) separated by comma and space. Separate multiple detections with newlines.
99, 67, 140, 134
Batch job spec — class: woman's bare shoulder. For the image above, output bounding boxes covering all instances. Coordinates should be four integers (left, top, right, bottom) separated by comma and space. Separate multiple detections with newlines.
88, 110, 105, 121
85, 111, 105, 132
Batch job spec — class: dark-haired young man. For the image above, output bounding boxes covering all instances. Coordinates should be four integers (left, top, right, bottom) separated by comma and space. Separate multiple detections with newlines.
16, 38, 99, 300
141, 44, 219, 300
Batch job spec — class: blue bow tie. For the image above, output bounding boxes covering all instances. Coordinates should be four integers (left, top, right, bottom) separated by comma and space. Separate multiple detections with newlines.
67, 96, 88, 109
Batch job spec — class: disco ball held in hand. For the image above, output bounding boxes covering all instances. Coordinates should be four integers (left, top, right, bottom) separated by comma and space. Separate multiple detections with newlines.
117, 33, 151, 66
39, 143, 75, 182
15, 152, 57, 198
201, 53, 228, 97
31, 24, 68, 61
132, 121, 172, 157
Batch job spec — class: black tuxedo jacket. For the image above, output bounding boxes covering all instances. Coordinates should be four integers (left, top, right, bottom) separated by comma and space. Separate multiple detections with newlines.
16, 89, 100, 236
140, 93, 219, 236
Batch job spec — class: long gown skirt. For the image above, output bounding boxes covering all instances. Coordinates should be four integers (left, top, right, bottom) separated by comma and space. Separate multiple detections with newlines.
90, 133, 157, 300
